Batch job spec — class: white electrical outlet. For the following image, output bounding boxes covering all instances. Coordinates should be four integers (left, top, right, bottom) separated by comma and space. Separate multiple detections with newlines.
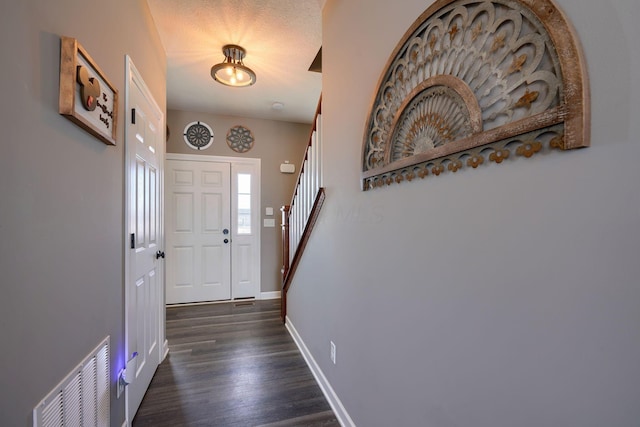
330, 341, 336, 364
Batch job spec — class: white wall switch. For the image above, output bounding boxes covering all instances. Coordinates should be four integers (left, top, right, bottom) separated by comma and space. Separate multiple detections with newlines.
265, 207, 274, 216
263, 218, 276, 227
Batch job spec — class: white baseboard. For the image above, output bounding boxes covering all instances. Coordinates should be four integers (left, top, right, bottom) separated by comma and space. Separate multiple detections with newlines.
285, 316, 356, 427
260, 291, 281, 300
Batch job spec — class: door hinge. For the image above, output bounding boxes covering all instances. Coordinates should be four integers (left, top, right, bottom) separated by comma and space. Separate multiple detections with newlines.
130, 233, 135, 249
131, 108, 136, 124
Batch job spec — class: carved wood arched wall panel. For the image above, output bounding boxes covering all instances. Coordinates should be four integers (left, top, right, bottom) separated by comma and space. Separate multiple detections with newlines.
361, 0, 589, 190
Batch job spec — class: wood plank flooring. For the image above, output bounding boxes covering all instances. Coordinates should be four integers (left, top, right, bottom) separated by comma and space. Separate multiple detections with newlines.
132, 299, 339, 427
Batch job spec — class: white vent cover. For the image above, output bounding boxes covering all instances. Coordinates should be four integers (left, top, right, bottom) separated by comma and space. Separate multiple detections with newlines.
33, 337, 110, 427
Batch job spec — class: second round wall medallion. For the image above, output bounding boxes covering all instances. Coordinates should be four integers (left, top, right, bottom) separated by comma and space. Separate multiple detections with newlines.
183, 121, 214, 150
226, 125, 255, 153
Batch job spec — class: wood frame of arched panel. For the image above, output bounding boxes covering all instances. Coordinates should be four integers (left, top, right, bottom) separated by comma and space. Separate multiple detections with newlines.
361, 0, 589, 190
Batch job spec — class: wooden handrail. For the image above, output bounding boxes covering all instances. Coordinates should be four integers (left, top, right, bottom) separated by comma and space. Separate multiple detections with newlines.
281, 188, 325, 321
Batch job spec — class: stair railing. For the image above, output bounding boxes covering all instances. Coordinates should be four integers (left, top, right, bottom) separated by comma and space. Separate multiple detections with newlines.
281, 98, 325, 321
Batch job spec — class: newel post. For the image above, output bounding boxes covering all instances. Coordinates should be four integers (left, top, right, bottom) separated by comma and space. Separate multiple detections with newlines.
280, 205, 290, 321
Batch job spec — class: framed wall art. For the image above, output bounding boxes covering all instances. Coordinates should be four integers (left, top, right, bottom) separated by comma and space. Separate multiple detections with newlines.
361, 0, 589, 190
59, 36, 118, 146
183, 121, 214, 150
226, 125, 255, 153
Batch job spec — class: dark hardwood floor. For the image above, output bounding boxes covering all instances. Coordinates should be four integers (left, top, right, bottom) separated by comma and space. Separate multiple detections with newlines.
132, 299, 339, 427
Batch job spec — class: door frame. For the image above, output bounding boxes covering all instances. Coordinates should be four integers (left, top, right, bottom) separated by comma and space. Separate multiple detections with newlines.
123, 56, 168, 425
165, 153, 261, 300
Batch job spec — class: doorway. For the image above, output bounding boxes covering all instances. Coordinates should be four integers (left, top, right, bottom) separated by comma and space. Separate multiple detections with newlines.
124, 57, 166, 423
165, 154, 261, 304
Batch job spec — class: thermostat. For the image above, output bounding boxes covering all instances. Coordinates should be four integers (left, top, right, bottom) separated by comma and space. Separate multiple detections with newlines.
280, 162, 295, 174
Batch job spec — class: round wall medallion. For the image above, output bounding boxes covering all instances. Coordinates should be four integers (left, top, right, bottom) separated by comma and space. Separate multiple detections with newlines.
183, 121, 214, 150
226, 125, 255, 153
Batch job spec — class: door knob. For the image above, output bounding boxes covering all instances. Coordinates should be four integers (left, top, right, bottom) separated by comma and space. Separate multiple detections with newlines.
223, 239, 229, 244
155, 251, 165, 259
223, 228, 229, 235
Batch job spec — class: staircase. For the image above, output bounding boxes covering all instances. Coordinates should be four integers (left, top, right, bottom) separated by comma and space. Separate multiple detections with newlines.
281, 98, 324, 321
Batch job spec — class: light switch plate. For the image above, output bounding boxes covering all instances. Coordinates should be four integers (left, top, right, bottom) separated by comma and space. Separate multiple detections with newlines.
263, 218, 276, 227
265, 207, 273, 216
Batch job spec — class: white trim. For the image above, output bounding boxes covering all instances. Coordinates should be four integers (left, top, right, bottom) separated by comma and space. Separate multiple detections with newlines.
162, 339, 169, 361
285, 316, 356, 427
166, 299, 238, 308
123, 57, 134, 427
166, 152, 259, 164
122, 420, 127, 427
260, 291, 281, 300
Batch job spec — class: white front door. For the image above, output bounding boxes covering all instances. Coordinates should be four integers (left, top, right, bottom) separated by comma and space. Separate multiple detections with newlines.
125, 58, 165, 421
165, 155, 261, 304
165, 160, 231, 303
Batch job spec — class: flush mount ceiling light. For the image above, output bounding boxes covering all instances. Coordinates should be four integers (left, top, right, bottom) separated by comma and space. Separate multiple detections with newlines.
210, 44, 257, 88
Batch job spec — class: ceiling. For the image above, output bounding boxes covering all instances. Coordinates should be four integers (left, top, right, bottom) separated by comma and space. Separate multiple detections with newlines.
147, 0, 324, 124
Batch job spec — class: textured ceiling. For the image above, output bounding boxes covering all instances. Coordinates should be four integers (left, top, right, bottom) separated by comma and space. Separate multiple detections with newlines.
147, 0, 323, 124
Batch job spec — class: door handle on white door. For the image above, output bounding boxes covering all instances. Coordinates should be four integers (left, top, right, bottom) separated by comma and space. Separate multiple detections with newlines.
223, 239, 229, 244
155, 251, 165, 259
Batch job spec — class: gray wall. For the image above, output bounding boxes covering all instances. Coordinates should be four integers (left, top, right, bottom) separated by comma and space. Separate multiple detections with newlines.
288, 0, 640, 426
0, 0, 165, 425
166, 110, 311, 293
